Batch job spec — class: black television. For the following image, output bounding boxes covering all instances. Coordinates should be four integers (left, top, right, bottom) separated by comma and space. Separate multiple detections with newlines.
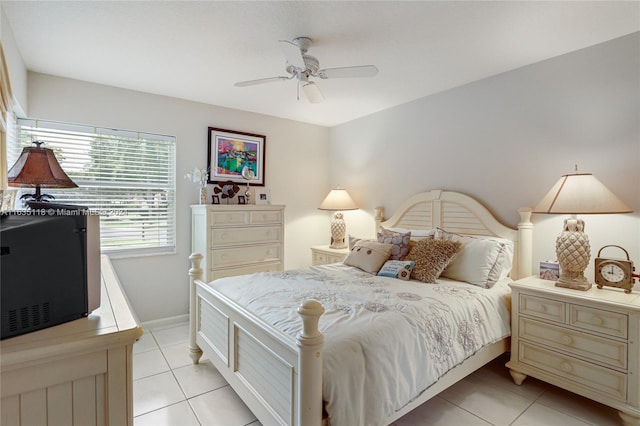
0, 203, 101, 339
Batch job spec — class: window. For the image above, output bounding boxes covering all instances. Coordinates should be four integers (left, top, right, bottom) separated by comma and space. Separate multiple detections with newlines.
8, 118, 176, 257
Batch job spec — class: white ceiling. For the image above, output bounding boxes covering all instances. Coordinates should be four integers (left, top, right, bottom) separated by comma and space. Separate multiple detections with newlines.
3, 1, 639, 127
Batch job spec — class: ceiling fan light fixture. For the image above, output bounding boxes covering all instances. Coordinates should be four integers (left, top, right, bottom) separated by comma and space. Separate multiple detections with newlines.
302, 81, 324, 103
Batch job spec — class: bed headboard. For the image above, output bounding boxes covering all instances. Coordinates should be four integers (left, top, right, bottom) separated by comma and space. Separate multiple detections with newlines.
375, 190, 533, 280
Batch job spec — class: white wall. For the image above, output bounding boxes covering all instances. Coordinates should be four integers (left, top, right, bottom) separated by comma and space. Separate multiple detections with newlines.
330, 33, 640, 280
26, 73, 330, 322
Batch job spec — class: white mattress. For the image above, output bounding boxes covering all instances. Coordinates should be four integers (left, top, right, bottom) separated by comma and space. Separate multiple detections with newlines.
208, 263, 511, 426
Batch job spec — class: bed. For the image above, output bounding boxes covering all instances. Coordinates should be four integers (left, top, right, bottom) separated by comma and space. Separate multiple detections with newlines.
188, 189, 534, 425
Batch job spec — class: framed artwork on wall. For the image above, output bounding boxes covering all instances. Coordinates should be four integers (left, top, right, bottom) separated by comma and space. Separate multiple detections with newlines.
207, 127, 265, 186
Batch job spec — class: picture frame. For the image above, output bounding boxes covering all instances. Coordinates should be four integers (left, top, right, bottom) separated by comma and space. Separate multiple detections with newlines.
212, 195, 220, 205
238, 195, 246, 205
207, 127, 265, 186
255, 188, 271, 205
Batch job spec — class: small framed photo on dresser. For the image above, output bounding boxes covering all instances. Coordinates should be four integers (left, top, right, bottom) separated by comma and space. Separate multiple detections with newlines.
212, 195, 220, 204
238, 195, 246, 205
255, 188, 271, 205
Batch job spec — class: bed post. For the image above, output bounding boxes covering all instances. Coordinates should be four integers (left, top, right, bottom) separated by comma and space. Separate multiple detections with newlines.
517, 208, 533, 279
297, 300, 325, 426
188, 253, 204, 364
374, 206, 385, 233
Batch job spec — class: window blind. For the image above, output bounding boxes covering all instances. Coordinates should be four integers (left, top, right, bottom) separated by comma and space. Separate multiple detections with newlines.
9, 118, 176, 257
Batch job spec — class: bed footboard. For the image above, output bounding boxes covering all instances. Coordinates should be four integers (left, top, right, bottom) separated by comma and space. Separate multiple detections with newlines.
188, 253, 324, 426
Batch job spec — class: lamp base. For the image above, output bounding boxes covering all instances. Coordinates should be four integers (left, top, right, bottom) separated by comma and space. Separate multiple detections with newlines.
555, 272, 592, 291
329, 211, 347, 249
554, 215, 592, 291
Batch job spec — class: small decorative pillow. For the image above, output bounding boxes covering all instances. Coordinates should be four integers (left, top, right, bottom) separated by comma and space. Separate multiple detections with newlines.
377, 260, 416, 281
348, 235, 373, 250
434, 228, 514, 288
377, 227, 411, 260
405, 239, 462, 283
344, 240, 393, 274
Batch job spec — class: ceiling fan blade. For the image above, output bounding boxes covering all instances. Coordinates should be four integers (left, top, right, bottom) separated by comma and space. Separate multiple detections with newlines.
301, 81, 324, 103
317, 65, 378, 79
234, 76, 290, 87
279, 40, 306, 70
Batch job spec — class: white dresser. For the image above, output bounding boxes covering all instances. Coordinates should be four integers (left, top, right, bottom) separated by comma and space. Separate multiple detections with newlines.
191, 204, 285, 282
0, 255, 143, 426
507, 276, 640, 425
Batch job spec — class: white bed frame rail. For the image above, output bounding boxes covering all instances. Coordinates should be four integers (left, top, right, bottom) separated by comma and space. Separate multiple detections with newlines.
189, 190, 533, 426
189, 253, 325, 425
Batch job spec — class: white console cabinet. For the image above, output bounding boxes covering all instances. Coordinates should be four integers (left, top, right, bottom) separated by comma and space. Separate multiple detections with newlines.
191, 204, 285, 282
0, 255, 143, 426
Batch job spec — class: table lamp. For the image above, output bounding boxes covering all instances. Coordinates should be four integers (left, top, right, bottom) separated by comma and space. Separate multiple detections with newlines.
533, 167, 632, 290
7, 141, 78, 202
318, 187, 357, 249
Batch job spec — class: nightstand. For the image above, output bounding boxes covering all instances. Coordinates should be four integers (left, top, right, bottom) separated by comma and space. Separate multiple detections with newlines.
506, 276, 640, 425
311, 245, 349, 266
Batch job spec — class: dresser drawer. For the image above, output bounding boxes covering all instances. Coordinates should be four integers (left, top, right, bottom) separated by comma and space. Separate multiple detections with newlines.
519, 317, 627, 369
209, 262, 282, 280
210, 244, 282, 268
211, 226, 281, 246
518, 341, 627, 401
210, 211, 249, 226
569, 304, 628, 339
519, 294, 565, 323
250, 210, 282, 225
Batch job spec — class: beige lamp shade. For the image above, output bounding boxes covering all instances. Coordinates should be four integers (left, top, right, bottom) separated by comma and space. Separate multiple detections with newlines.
318, 188, 358, 211
533, 172, 632, 215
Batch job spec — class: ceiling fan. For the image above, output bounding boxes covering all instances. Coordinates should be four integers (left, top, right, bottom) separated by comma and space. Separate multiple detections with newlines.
234, 37, 378, 103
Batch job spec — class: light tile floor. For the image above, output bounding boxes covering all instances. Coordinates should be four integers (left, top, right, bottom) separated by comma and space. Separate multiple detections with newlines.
134, 322, 622, 426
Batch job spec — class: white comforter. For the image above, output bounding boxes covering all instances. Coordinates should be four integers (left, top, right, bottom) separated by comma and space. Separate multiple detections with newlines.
208, 263, 511, 426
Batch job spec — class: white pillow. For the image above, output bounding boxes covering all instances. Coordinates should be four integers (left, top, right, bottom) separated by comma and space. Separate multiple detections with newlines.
344, 240, 393, 274
434, 228, 514, 288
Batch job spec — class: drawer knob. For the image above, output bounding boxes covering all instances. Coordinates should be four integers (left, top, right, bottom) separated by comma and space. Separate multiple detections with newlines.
561, 335, 573, 345
591, 315, 604, 325
221, 233, 228, 240
535, 303, 547, 313
560, 362, 572, 373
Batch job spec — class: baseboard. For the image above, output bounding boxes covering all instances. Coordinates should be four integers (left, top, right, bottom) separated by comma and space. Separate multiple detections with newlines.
140, 314, 189, 331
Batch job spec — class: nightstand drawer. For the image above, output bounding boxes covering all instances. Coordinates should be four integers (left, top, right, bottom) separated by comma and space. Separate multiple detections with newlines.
211, 226, 281, 246
210, 244, 282, 268
518, 341, 627, 401
569, 304, 628, 339
519, 294, 565, 323
312, 251, 345, 265
519, 317, 627, 369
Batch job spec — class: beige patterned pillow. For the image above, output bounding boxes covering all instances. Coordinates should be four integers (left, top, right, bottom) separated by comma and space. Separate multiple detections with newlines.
344, 240, 393, 274
405, 239, 462, 283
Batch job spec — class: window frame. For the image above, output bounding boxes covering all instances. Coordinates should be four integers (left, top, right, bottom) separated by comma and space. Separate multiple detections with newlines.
8, 118, 177, 258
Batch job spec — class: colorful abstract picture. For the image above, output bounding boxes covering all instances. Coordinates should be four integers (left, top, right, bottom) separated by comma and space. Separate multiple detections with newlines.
207, 128, 265, 186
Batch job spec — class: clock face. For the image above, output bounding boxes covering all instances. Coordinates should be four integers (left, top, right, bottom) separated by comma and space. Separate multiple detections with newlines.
599, 262, 626, 283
